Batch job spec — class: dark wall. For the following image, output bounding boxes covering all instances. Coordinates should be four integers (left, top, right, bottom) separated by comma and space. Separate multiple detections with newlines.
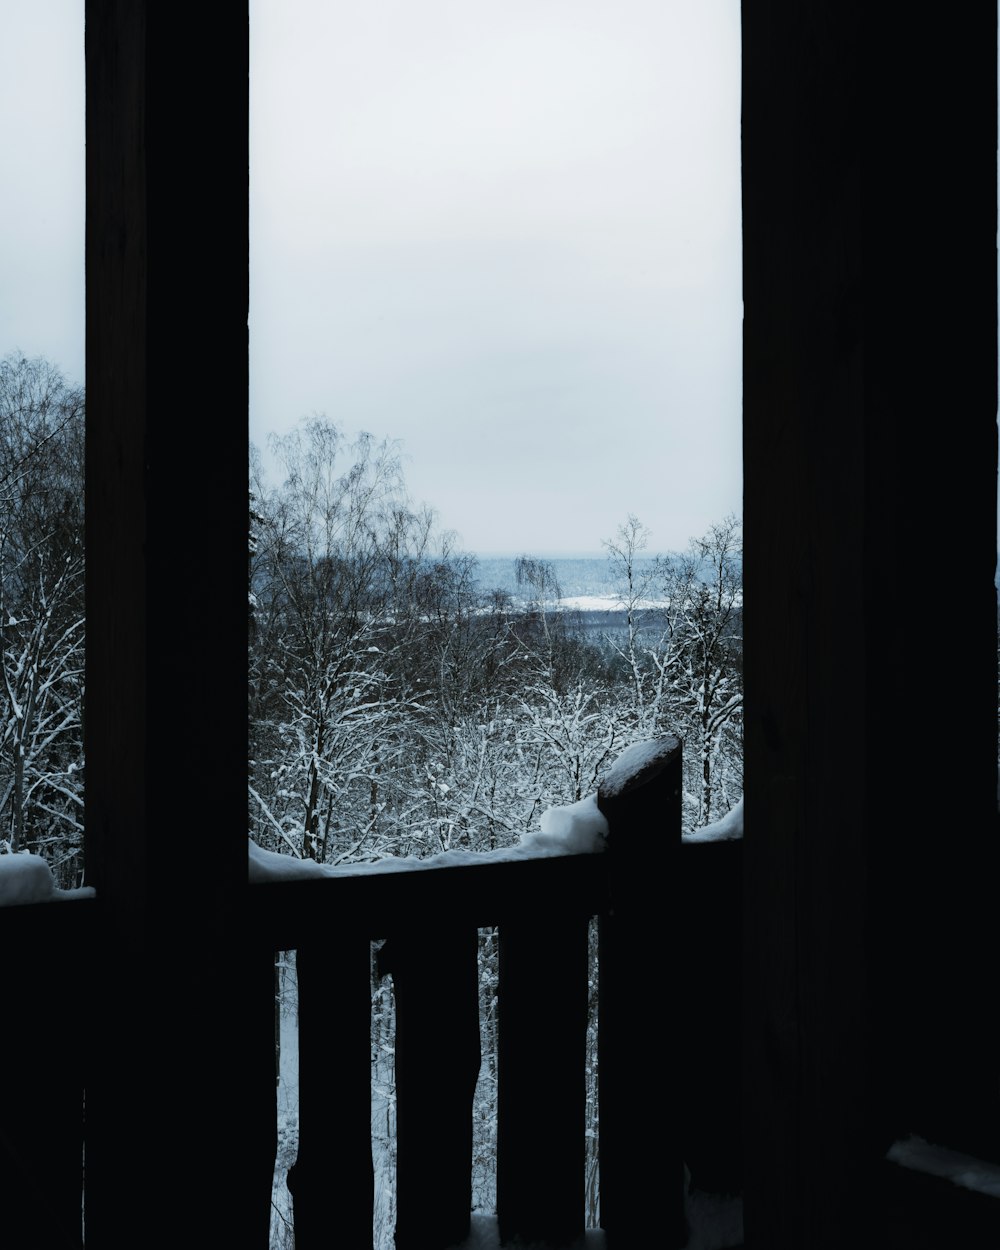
743, 5, 998, 1247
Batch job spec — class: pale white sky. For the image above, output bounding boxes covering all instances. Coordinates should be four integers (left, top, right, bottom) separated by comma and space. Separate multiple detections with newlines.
249, 0, 743, 555
1, 1, 743, 557
0, 2, 85, 386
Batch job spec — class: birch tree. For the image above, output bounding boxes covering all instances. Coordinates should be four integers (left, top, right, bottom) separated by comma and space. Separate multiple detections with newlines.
602, 514, 681, 737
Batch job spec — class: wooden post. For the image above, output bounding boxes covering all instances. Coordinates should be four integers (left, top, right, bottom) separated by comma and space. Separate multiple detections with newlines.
379, 926, 481, 1250
678, 839, 742, 1197
496, 911, 590, 1246
289, 937, 374, 1249
597, 736, 682, 1248
0, 901, 91, 1250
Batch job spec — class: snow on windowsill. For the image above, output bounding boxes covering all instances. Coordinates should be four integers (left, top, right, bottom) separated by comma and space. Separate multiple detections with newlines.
0, 852, 95, 908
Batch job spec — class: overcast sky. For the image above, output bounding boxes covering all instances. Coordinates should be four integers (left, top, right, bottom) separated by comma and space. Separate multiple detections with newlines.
1, 1, 743, 557
1, 3, 85, 390
250, 0, 743, 555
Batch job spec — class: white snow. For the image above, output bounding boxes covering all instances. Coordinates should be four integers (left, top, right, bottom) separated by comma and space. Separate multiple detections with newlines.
249, 795, 609, 882
556, 594, 668, 613
529, 792, 609, 853
249, 788, 747, 887
683, 798, 744, 843
598, 737, 679, 800
887, 1135, 1000, 1199
0, 852, 95, 907
248, 841, 330, 883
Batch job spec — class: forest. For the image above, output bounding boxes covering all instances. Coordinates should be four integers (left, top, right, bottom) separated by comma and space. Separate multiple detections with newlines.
0, 354, 84, 882
247, 417, 743, 868
0, 353, 743, 879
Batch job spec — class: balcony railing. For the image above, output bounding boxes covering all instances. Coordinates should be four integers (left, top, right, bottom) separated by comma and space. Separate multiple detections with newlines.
1, 735, 746, 1249
244, 734, 742, 1249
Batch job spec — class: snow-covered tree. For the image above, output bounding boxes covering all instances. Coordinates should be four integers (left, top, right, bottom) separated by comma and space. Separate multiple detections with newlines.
249, 418, 505, 863
659, 514, 743, 825
0, 354, 85, 881
602, 513, 682, 738
602, 513, 743, 828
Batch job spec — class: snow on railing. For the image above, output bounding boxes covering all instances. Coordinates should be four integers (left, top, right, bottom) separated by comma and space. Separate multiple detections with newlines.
249, 794, 609, 884
684, 797, 744, 843
0, 851, 94, 907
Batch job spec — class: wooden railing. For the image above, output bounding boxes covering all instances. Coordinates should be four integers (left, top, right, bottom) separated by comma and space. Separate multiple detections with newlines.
0, 735, 745, 1249
245, 734, 742, 1249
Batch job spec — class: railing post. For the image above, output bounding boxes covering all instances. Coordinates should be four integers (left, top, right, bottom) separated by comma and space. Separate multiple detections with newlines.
289, 936, 374, 1248
679, 838, 743, 1198
1, 901, 90, 1250
496, 908, 590, 1246
597, 736, 683, 1248
378, 924, 481, 1250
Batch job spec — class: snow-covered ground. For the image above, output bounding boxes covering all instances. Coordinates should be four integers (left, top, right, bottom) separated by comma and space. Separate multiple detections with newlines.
556, 595, 668, 613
